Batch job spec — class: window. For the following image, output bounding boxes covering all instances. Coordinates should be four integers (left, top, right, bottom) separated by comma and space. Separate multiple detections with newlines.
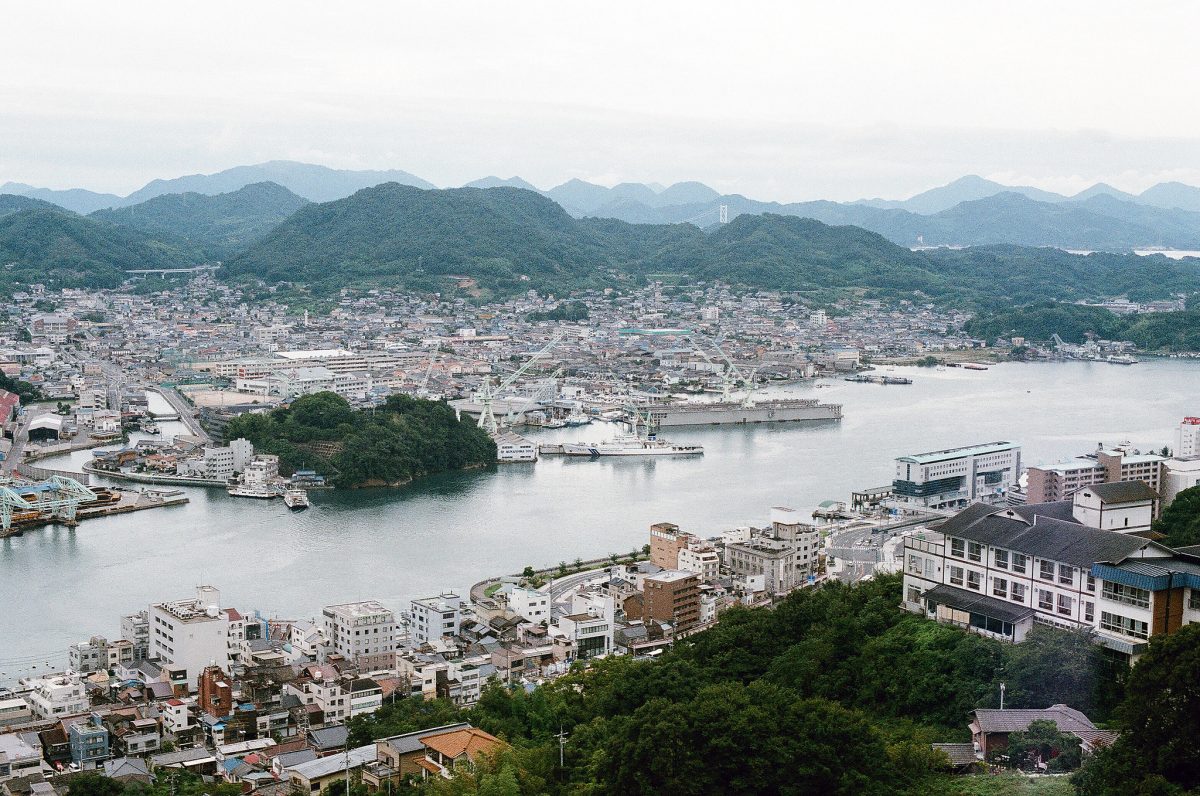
1058, 564, 1074, 586
925, 558, 936, 579
1038, 589, 1053, 610
967, 571, 981, 591
1191, 590, 1200, 611
1100, 611, 1149, 640
1012, 553, 1027, 574
994, 549, 1009, 569
1039, 560, 1055, 581
907, 586, 922, 604
950, 538, 965, 558
1087, 574, 1096, 592
968, 542, 982, 562
949, 566, 964, 586
1057, 594, 1073, 616
1084, 601, 1095, 622
993, 578, 1008, 598
908, 554, 921, 575
1011, 583, 1026, 602
1102, 582, 1151, 609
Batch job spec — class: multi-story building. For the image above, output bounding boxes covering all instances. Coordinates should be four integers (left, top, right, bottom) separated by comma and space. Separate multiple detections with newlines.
507, 586, 550, 624
121, 611, 150, 662
197, 666, 233, 719
1178, 417, 1200, 457
148, 586, 237, 688
901, 500, 1200, 661
1160, 456, 1200, 507
69, 636, 110, 673
649, 522, 687, 569
322, 601, 398, 669
642, 570, 700, 631
553, 592, 615, 659
410, 594, 463, 646
893, 442, 1021, 509
22, 673, 87, 719
724, 508, 820, 597
1026, 446, 1165, 505
0, 731, 43, 782
0, 695, 33, 726
1070, 482, 1158, 533
677, 542, 721, 582
68, 714, 110, 770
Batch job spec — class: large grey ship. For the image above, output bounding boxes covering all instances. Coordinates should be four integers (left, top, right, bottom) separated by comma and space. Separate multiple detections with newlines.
641, 397, 843, 427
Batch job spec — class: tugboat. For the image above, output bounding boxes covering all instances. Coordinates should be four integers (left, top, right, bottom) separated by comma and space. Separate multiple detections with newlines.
283, 489, 310, 510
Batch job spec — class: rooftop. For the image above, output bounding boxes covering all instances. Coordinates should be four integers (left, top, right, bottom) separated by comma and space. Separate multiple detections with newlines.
972, 704, 1096, 735
897, 442, 1017, 465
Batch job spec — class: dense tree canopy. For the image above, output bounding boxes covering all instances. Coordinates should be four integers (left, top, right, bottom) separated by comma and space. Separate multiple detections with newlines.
224, 392, 495, 487
1152, 485, 1200, 548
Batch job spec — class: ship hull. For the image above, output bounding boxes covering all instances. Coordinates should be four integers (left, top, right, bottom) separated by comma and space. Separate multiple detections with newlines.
645, 400, 842, 427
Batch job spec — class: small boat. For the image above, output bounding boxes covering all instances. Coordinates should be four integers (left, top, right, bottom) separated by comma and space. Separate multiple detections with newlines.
561, 436, 704, 457
564, 411, 592, 426
540, 418, 567, 429
1107, 354, 1138, 365
283, 489, 310, 510
143, 423, 160, 434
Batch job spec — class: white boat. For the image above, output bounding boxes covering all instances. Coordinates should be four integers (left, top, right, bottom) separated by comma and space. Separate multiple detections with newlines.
540, 418, 567, 429
1107, 354, 1138, 365
283, 489, 310, 510
227, 482, 278, 499
143, 423, 160, 434
564, 411, 592, 426
561, 436, 704, 456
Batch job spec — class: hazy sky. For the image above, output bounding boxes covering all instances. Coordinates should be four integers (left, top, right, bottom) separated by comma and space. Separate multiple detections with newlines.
3, 1, 1199, 201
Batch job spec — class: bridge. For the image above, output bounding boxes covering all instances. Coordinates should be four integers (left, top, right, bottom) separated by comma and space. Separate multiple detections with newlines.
125, 264, 221, 276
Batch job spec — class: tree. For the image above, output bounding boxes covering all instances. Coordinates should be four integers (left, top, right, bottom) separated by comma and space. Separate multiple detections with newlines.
1152, 485, 1200, 548
1004, 625, 1107, 716
1004, 719, 1082, 772
66, 774, 125, 796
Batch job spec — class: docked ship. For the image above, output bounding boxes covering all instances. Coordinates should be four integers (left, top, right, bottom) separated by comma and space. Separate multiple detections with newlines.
1107, 354, 1138, 365
640, 397, 842, 427
283, 489, 310, 510
227, 482, 278, 499
561, 435, 703, 457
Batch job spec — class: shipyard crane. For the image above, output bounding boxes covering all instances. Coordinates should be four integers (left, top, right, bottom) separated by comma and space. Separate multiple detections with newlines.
477, 332, 563, 434
687, 335, 760, 407
415, 355, 437, 399
505, 368, 564, 426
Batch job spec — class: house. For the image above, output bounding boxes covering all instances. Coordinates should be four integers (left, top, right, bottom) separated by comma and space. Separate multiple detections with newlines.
361, 723, 471, 790
969, 705, 1113, 761
415, 727, 506, 780
285, 744, 376, 795
1071, 481, 1159, 534
102, 757, 154, 785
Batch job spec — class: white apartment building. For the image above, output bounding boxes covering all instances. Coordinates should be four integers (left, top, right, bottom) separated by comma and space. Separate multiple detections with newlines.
229, 437, 254, 473
20, 673, 87, 719
148, 586, 236, 688
901, 501, 1199, 661
202, 447, 235, 480
1160, 457, 1200, 507
1179, 417, 1200, 457
410, 594, 463, 645
283, 676, 349, 726
322, 601, 398, 669
553, 592, 615, 659
0, 732, 43, 783
1070, 482, 1158, 533
677, 542, 721, 581
893, 442, 1021, 509
242, 455, 280, 488
508, 586, 550, 623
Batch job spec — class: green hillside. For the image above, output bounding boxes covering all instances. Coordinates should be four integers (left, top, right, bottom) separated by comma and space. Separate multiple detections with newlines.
0, 208, 200, 292
91, 181, 308, 257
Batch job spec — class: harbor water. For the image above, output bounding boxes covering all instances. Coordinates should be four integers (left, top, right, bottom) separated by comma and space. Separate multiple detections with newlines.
2, 359, 1197, 670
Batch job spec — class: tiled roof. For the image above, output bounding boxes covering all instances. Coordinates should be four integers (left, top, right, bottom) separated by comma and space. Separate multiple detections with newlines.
1084, 481, 1160, 503
932, 743, 978, 766
924, 584, 1035, 624
972, 705, 1095, 734
419, 727, 505, 761
383, 723, 471, 755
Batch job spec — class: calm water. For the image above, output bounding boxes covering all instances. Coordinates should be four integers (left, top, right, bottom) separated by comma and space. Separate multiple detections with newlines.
3, 360, 1197, 672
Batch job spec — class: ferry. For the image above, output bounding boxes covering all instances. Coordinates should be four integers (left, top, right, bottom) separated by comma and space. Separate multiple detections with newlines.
1107, 354, 1138, 365
283, 489, 310, 510
227, 483, 277, 499
561, 435, 704, 457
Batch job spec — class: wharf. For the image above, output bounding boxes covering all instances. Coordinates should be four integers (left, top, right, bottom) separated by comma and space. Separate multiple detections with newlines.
0, 486, 188, 537
82, 462, 226, 487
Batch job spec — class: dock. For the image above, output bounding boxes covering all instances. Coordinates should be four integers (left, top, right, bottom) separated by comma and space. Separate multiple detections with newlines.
0, 485, 188, 537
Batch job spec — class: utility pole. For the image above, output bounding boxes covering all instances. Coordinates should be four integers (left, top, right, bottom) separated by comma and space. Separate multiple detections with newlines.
555, 725, 569, 768
1000, 682, 1006, 710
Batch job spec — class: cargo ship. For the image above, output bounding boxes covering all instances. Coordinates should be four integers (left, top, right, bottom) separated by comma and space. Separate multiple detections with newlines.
639, 398, 842, 427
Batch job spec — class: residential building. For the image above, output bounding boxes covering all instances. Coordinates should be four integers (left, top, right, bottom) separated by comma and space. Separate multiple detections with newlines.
416, 727, 506, 780
507, 586, 550, 624
677, 542, 720, 582
642, 570, 700, 631
969, 705, 1108, 761
363, 723, 472, 789
1179, 417, 1200, 457
68, 637, 110, 674
148, 586, 237, 688
0, 697, 33, 727
321, 601, 398, 670
893, 442, 1021, 509
901, 501, 1200, 660
68, 715, 110, 770
1026, 446, 1166, 504
197, 666, 233, 719
1070, 482, 1157, 534
649, 522, 687, 569
0, 731, 43, 782
121, 611, 149, 663
1160, 456, 1200, 507
724, 509, 820, 597
286, 744, 377, 794
410, 594, 463, 646
553, 592, 615, 659
22, 674, 86, 720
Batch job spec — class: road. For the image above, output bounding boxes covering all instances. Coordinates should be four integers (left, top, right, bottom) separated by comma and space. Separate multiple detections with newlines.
1, 412, 31, 475
149, 386, 210, 442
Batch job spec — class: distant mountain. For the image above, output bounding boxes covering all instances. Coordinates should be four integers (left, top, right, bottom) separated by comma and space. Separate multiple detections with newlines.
91, 182, 309, 257
1137, 181, 1200, 213
854, 175, 1068, 214
0, 182, 122, 214
1070, 182, 1137, 202
544, 178, 620, 215
655, 181, 722, 207
545, 178, 722, 215
121, 160, 435, 205
463, 176, 541, 191
0, 193, 62, 218
0, 209, 199, 290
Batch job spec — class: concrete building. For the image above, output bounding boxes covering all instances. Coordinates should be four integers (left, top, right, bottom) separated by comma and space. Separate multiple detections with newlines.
649, 522, 687, 570
148, 586, 237, 688
229, 438, 254, 473
22, 673, 87, 719
410, 594, 463, 646
554, 592, 615, 659
893, 442, 1021, 509
677, 542, 720, 581
0, 731, 43, 782
68, 715, 110, 770
1026, 446, 1166, 505
507, 586, 550, 624
1160, 456, 1200, 507
322, 601, 398, 670
197, 666, 233, 719
120, 611, 150, 662
1178, 417, 1200, 458
642, 570, 700, 631
724, 508, 820, 597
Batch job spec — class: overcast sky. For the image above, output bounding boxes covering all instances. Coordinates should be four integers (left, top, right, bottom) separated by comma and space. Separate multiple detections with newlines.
3, 1, 1199, 201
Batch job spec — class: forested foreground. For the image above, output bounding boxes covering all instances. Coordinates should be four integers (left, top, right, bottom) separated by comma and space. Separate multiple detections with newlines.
60, 575, 1200, 795
332, 575, 1196, 795
224, 392, 496, 487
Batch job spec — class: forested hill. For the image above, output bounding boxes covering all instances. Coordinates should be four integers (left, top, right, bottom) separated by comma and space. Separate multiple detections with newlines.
225, 183, 1200, 307
0, 208, 202, 291
91, 182, 309, 257
0, 193, 61, 217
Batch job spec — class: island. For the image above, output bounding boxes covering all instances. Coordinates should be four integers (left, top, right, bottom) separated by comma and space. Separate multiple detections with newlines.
223, 391, 496, 488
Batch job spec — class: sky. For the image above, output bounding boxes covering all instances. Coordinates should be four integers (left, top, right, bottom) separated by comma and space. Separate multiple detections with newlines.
3, 0, 1200, 202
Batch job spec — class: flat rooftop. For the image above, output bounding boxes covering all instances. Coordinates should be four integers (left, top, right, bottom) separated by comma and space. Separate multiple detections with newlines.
897, 442, 1017, 465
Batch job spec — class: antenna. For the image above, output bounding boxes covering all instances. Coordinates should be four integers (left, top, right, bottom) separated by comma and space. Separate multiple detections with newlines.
719, 205, 728, 224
